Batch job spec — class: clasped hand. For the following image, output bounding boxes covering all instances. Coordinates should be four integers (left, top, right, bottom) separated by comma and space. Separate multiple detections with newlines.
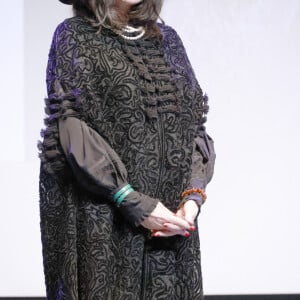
141, 201, 199, 237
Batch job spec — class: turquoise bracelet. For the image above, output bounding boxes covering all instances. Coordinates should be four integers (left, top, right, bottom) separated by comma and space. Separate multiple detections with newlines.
113, 184, 132, 202
113, 184, 134, 206
115, 187, 134, 206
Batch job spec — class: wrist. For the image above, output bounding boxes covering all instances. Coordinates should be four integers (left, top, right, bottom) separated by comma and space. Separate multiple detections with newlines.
112, 183, 134, 206
178, 194, 203, 209
185, 193, 204, 207
117, 190, 159, 227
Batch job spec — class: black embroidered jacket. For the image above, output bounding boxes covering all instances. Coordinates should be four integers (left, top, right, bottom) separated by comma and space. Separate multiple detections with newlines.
39, 16, 215, 300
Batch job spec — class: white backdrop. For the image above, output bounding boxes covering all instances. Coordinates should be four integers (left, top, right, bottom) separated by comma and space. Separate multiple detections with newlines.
0, 0, 299, 297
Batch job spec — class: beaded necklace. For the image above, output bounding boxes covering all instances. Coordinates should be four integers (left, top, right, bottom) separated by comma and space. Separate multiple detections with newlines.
119, 25, 145, 40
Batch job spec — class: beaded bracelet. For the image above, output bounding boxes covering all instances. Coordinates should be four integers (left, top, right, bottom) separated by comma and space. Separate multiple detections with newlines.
113, 184, 134, 206
181, 188, 207, 202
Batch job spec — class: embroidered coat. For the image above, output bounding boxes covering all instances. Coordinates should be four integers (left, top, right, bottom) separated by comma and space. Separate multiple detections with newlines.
39, 16, 215, 300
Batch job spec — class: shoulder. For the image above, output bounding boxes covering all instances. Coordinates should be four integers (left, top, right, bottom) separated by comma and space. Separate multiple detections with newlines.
157, 23, 184, 46
157, 23, 177, 35
157, 23, 182, 39
52, 17, 95, 44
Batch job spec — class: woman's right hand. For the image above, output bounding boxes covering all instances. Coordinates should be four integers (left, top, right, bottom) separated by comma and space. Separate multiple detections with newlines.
141, 202, 191, 237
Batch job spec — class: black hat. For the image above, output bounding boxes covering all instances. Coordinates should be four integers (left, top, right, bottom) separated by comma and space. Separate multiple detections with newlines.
59, 0, 73, 4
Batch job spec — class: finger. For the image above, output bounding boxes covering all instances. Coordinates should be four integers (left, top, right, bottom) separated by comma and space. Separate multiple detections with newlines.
152, 229, 190, 238
176, 207, 195, 231
166, 214, 190, 230
162, 222, 185, 232
141, 217, 167, 231
153, 202, 190, 229
164, 221, 196, 232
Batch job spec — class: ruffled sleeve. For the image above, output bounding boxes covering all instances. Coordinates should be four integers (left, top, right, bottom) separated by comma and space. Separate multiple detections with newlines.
185, 83, 216, 211
58, 117, 159, 226
189, 125, 216, 190
190, 88, 216, 193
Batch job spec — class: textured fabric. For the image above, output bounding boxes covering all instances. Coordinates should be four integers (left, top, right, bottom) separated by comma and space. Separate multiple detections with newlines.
39, 16, 215, 300
59, 117, 159, 226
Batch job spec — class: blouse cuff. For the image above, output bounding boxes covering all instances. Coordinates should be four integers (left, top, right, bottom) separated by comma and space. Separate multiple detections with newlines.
118, 191, 159, 227
188, 177, 206, 190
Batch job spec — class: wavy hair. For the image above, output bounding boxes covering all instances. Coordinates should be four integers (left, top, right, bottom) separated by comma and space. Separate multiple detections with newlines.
72, 0, 164, 37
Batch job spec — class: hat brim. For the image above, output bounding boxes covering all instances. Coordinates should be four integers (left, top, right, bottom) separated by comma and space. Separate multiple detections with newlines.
59, 0, 73, 4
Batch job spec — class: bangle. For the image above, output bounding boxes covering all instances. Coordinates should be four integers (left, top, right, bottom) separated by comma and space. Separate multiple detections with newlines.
116, 187, 134, 206
181, 188, 207, 202
113, 184, 132, 201
113, 184, 134, 206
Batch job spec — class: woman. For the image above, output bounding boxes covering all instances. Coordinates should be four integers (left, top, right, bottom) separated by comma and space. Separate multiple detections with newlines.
38, 0, 216, 299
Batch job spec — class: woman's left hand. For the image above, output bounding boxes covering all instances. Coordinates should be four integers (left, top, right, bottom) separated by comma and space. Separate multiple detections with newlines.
151, 200, 200, 237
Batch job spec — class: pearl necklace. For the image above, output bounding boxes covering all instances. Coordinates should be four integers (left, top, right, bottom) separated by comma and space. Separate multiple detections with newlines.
119, 25, 145, 40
